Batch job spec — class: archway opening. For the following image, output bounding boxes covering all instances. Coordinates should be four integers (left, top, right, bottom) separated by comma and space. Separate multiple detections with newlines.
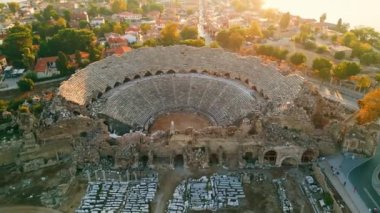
91, 98, 96, 103
224, 73, 230, 78
124, 77, 130, 83
144, 71, 152, 77
301, 149, 315, 163
209, 153, 219, 165
156, 70, 164, 75
244, 79, 249, 84
243, 152, 255, 164
281, 157, 298, 167
167, 70, 175, 74
190, 69, 197, 73
201, 70, 208, 74
114, 82, 121, 87
105, 86, 112, 92
140, 155, 149, 167
134, 75, 141, 79
264, 150, 277, 165
252, 86, 257, 91
174, 154, 184, 168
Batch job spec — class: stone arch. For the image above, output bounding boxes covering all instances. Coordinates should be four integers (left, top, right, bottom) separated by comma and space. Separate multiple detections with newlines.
124, 77, 131, 83
281, 157, 298, 166
105, 86, 112, 92
140, 155, 149, 167
244, 79, 249, 85
91, 97, 96, 103
224, 73, 230, 78
134, 74, 141, 79
263, 150, 277, 165
155, 70, 164, 75
235, 77, 241, 81
174, 154, 184, 167
243, 152, 256, 164
144, 71, 152, 77
190, 69, 197, 73
114, 82, 121, 88
97, 92, 103, 99
251, 85, 257, 91
209, 153, 219, 165
167, 70, 176, 74
201, 70, 208, 74
301, 149, 316, 163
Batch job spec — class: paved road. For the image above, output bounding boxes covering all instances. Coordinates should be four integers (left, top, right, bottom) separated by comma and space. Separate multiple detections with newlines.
319, 159, 368, 213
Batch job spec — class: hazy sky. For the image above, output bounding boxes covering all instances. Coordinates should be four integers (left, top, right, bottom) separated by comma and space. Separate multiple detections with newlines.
264, 0, 380, 30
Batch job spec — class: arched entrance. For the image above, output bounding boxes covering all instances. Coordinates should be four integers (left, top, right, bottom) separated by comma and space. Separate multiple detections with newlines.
144, 71, 152, 77
114, 82, 121, 87
167, 70, 175, 74
140, 155, 149, 167
134, 74, 141, 79
243, 152, 256, 164
281, 157, 298, 167
174, 154, 184, 168
264, 150, 277, 165
301, 149, 315, 163
209, 153, 219, 165
155, 70, 164, 75
124, 77, 130, 83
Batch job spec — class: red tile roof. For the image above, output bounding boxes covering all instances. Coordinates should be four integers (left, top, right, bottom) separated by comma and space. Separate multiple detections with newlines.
34, 56, 58, 72
106, 45, 131, 56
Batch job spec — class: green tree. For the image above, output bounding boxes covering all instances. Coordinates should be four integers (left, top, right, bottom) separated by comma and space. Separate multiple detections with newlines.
360, 52, 380, 66
0, 3, 5, 11
143, 38, 158, 47
320, 13, 327, 24
7, 2, 20, 14
62, 9, 71, 22
111, 0, 127, 13
354, 75, 371, 91
312, 58, 333, 81
335, 18, 349, 33
334, 51, 345, 60
262, 25, 276, 38
376, 73, 380, 82
2, 24, 33, 68
246, 21, 263, 40
160, 22, 180, 46
333, 61, 361, 79
228, 32, 244, 51
48, 29, 97, 55
22, 47, 35, 70
279, 12, 291, 30
56, 51, 71, 75
23, 71, 38, 82
140, 23, 152, 35
180, 26, 198, 40
290, 52, 306, 66
17, 78, 34, 91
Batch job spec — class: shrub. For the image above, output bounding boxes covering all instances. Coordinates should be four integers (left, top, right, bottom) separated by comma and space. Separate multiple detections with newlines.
304, 40, 317, 50
376, 73, 380, 82
23, 71, 38, 82
290, 52, 307, 65
334, 51, 345, 60
316, 46, 328, 54
17, 78, 34, 92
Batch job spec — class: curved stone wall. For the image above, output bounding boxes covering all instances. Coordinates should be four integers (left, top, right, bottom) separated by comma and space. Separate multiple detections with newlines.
59, 45, 304, 106
94, 74, 259, 128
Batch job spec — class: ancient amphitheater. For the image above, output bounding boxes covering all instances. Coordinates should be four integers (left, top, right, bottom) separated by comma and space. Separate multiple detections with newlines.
47, 45, 362, 169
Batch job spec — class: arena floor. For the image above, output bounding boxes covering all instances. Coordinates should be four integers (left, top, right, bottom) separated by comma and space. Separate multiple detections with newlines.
149, 112, 212, 132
